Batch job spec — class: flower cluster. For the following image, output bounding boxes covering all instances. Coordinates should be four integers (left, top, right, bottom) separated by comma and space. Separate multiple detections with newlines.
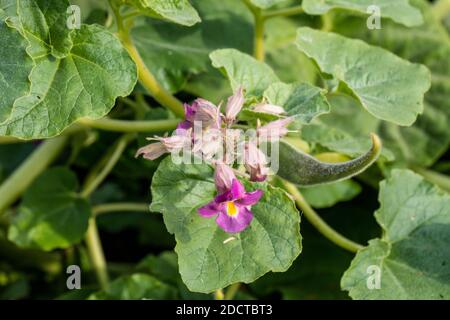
137, 87, 293, 233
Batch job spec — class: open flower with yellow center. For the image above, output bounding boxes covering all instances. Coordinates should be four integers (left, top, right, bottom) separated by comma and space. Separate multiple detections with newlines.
198, 179, 263, 233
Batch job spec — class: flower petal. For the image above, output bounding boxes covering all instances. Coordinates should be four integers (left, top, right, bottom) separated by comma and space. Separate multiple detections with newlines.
198, 201, 220, 217
225, 86, 244, 122
135, 142, 167, 160
216, 207, 253, 233
237, 189, 263, 206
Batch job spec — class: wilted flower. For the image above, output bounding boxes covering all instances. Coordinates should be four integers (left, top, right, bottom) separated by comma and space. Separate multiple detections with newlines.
252, 103, 285, 115
194, 98, 222, 129
257, 117, 294, 142
198, 179, 263, 233
135, 133, 191, 160
243, 142, 269, 182
225, 86, 244, 124
214, 162, 236, 194
192, 128, 223, 160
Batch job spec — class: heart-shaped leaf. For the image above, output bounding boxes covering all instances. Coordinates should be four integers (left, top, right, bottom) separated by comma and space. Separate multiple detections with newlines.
341, 170, 450, 299
295, 27, 431, 126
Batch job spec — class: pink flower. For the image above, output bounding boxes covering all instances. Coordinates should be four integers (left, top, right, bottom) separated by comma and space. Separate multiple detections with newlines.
194, 99, 222, 129
257, 117, 294, 142
225, 86, 244, 124
198, 179, 263, 233
214, 163, 236, 194
252, 103, 285, 115
243, 142, 269, 182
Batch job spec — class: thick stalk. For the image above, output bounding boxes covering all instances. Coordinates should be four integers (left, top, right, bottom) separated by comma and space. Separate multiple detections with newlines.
282, 181, 364, 253
243, 0, 265, 61
433, 0, 450, 20
119, 33, 185, 118
263, 6, 304, 19
78, 118, 178, 133
0, 136, 68, 215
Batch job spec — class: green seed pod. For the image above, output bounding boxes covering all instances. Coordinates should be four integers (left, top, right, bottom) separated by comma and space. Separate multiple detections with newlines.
276, 134, 382, 186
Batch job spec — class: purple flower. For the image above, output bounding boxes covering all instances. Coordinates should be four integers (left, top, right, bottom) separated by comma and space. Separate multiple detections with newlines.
198, 179, 263, 233
225, 86, 244, 124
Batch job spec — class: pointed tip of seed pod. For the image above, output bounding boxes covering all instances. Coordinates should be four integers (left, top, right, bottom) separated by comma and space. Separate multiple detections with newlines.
370, 133, 382, 158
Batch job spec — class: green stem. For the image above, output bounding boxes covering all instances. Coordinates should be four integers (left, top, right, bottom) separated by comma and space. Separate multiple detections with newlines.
78, 118, 178, 133
243, 0, 265, 61
0, 136, 68, 215
81, 134, 134, 289
432, 0, 450, 21
282, 180, 364, 253
81, 134, 134, 198
412, 166, 450, 193
93, 202, 149, 216
263, 5, 304, 19
214, 289, 225, 300
224, 283, 241, 300
85, 218, 109, 290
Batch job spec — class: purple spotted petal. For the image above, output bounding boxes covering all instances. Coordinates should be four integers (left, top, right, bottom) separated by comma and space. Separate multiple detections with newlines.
198, 201, 220, 217
216, 207, 253, 233
237, 189, 263, 206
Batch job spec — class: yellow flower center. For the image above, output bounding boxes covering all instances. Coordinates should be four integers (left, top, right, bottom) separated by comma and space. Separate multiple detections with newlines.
226, 201, 238, 217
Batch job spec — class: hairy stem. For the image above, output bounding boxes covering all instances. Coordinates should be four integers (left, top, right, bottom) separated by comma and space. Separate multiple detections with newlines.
0, 136, 68, 215
78, 118, 178, 133
412, 166, 450, 193
93, 203, 149, 216
224, 283, 241, 300
263, 5, 304, 19
108, 0, 184, 117
282, 180, 364, 253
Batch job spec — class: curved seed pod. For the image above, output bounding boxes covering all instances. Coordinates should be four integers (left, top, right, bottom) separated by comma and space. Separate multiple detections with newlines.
276, 134, 382, 186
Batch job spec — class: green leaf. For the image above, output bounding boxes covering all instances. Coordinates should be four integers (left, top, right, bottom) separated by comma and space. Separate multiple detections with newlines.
16, 0, 73, 58
89, 273, 177, 300
295, 27, 431, 126
150, 158, 302, 293
210, 48, 280, 97
301, 95, 395, 162
341, 170, 450, 299
276, 134, 381, 186
124, 0, 200, 26
0, 0, 16, 16
8, 167, 90, 251
331, 0, 450, 167
0, 13, 33, 124
300, 180, 362, 209
249, 0, 288, 9
264, 82, 330, 124
302, 0, 423, 27
0, 24, 137, 139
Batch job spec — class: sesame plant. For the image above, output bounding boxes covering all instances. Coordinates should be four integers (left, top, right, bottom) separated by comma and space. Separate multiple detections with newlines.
0, 0, 449, 300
